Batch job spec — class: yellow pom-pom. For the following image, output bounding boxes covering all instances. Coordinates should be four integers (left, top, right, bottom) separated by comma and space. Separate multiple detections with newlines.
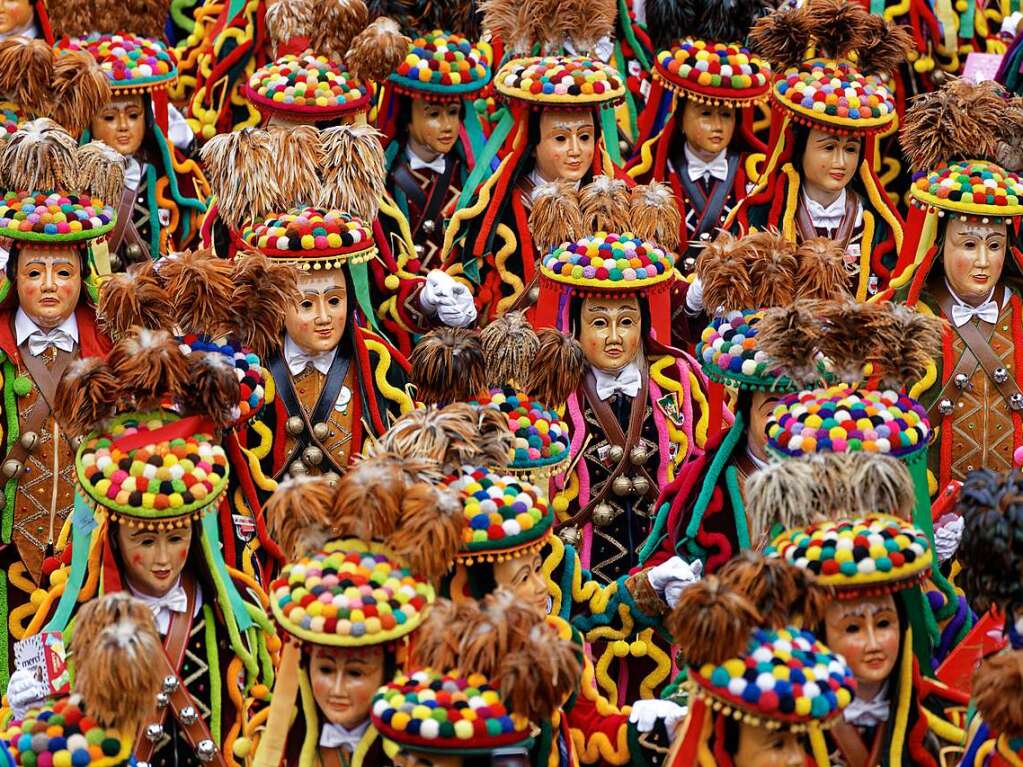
384, 274, 400, 291
233, 738, 253, 759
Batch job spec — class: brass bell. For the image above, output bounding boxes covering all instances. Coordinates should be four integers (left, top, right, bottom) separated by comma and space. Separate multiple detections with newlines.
683, 256, 697, 273
629, 445, 649, 465
1012, 393, 1023, 412
954, 373, 970, 389
302, 446, 324, 466
931, 69, 948, 86
422, 219, 436, 234
180, 706, 199, 726
558, 524, 580, 546
285, 416, 305, 436
938, 398, 954, 415
19, 431, 37, 451
289, 461, 309, 477
162, 675, 179, 694
196, 740, 218, 763
2, 459, 22, 478
144, 724, 164, 742
608, 445, 625, 464
527, 285, 540, 303
312, 422, 330, 441
632, 475, 651, 496
995, 367, 1010, 384
592, 503, 615, 527
322, 471, 341, 486
108, 253, 123, 273
612, 475, 633, 497
70, 435, 85, 451
125, 243, 144, 263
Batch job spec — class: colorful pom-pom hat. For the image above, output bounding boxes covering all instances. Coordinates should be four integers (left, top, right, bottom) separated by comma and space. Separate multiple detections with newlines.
371, 669, 531, 755
771, 59, 897, 135
245, 53, 371, 123
0, 192, 115, 244
444, 466, 554, 564
268, 538, 435, 648
75, 411, 230, 529
470, 387, 570, 479
908, 160, 1023, 221
685, 626, 856, 731
766, 514, 932, 597
495, 55, 626, 109
176, 335, 268, 428
237, 208, 377, 269
654, 40, 772, 107
0, 698, 134, 767
389, 31, 491, 101
55, 33, 178, 95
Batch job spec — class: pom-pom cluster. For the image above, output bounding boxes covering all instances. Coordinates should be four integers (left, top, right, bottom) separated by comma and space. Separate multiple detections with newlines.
3, 699, 127, 767
391, 31, 490, 94
247, 54, 368, 114
767, 386, 929, 458
910, 161, 1023, 215
241, 208, 372, 260
270, 542, 432, 644
472, 387, 569, 468
656, 40, 770, 99
497, 56, 624, 104
541, 233, 674, 289
698, 310, 787, 387
775, 61, 895, 127
0, 193, 114, 241
178, 335, 266, 424
446, 466, 552, 552
59, 33, 177, 88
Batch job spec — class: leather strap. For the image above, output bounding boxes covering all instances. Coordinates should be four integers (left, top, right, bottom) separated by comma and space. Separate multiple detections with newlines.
108, 184, 149, 261
4, 340, 75, 472
679, 153, 739, 241
134, 578, 226, 767
320, 747, 347, 767
831, 721, 887, 767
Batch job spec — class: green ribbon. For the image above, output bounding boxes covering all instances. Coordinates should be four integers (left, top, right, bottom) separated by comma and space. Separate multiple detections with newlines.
600, 106, 622, 166
348, 261, 385, 336
45, 491, 97, 634
201, 512, 254, 632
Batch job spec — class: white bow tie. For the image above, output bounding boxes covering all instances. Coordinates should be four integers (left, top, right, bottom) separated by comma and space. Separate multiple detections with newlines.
320, 722, 368, 751
951, 299, 999, 327
408, 152, 446, 175
26, 329, 75, 357
140, 584, 189, 634
843, 691, 890, 728
687, 154, 728, 183
286, 348, 336, 377
594, 363, 642, 400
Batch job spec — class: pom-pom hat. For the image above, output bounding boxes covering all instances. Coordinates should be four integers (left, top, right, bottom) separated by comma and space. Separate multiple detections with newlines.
389, 31, 491, 101
0, 192, 115, 243
495, 55, 625, 109
470, 387, 570, 478
908, 160, 1023, 221
56, 33, 178, 94
371, 669, 531, 754
772, 59, 897, 135
539, 232, 676, 296
245, 54, 371, 122
1, 698, 134, 767
237, 208, 376, 269
654, 40, 772, 107
699, 309, 813, 392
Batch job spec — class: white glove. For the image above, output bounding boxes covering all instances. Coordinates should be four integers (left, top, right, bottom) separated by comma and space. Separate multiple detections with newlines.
647, 556, 703, 609
684, 276, 704, 315
934, 515, 964, 564
6, 668, 45, 720
628, 699, 688, 735
1002, 11, 1023, 36
420, 270, 477, 328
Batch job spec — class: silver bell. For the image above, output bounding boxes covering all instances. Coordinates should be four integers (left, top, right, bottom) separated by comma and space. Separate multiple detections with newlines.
2, 459, 22, 478
527, 285, 540, 303
592, 503, 615, 527
1011, 393, 1023, 411
938, 398, 954, 415
285, 416, 305, 436
70, 434, 85, 451
414, 244, 425, 256
608, 445, 625, 464
558, 524, 580, 546
162, 675, 180, 694
180, 706, 199, 725
196, 740, 218, 763
137, 762, 151, 767
289, 461, 309, 477
144, 723, 164, 742
954, 373, 970, 389
108, 253, 123, 273
683, 257, 697, 273
125, 243, 144, 263
322, 471, 341, 487
312, 422, 330, 441
302, 445, 324, 467
155, 692, 170, 708
612, 475, 633, 497
19, 431, 37, 451
422, 219, 436, 234
995, 367, 1010, 384
632, 475, 651, 496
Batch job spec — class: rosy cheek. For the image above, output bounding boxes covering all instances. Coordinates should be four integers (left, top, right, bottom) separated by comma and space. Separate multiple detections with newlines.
131, 553, 143, 566
179, 549, 187, 561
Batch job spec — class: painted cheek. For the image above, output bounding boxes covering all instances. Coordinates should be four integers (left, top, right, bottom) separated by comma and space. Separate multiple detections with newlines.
131, 553, 143, 565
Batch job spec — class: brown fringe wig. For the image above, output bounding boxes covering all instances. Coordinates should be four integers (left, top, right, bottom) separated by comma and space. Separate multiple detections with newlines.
972, 651, 1023, 739
180, 352, 242, 430
524, 328, 586, 407
0, 38, 54, 117
345, 16, 409, 83
264, 0, 317, 57
479, 310, 540, 389
414, 589, 581, 722
754, 300, 826, 385
555, 0, 616, 55
846, 452, 915, 520
269, 125, 322, 210
53, 358, 119, 437
886, 303, 947, 389
803, 0, 867, 61
716, 551, 832, 630
856, 14, 913, 76
227, 251, 300, 359
744, 458, 824, 546
50, 50, 111, 138
1, 118, 79, 196
313, 0, 371, 64
748, 4, 813, 72
263, 476, 338, 560
107, 328, 190, 410
528, 180, 583, 255
665, 576, 761, 666
900, 78, 1010, 173
76, 141, 127, 204
409, 327, 487, 406
794, 237, 852, 302
630, 181, 682, 253
318, 124, 387, 223
578, 176, 631, 235
199, 128, 285, 230
158, 248, 235, 336
97, 261, 176, 339
69, 593, 164, 736
695, 231, 756, 313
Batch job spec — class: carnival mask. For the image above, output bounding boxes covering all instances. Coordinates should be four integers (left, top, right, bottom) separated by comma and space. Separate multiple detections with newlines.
409, 98, 460, 157
0, 0, 33, 35
534, 109, 595, 184
800, 129, 861, 202
284, 269, 348, 355
578, 296, 643, 374
681, 99, 735, 159
823, 594, 899, 695
91, 95, 147, 157
747, 390, 781, 465
15, 248, 82, 331
116, 523, 193, 598
492, 551, 549, 618
733, 722, 806, 767
309, 644, 386, 730
943, 217, 1007, 307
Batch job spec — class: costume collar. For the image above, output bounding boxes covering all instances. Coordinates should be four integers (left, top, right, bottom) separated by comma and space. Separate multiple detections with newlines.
319, 719, 370, 751
684, 143, 729, 183
843, 681, 890, 728
801, 188, 863, 230
0, 20, 38, 41
284, 334, 337, 377
592, 358, 642, 400
14, 308, 79, 348
126, 577, 203, 635
406, 143, 446, 174
944, 280, 1005, 327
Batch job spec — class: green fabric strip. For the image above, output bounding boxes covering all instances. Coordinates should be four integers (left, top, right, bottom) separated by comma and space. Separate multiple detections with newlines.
348, 261, 385, 336
44, 491, 97, 633
601, 106, 622, 166
455, 110, 515, 211
204, 604, 223, 743
200, 512, 254, 632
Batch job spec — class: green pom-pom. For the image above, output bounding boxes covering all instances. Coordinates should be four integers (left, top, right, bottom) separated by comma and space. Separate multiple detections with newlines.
12, 376, 32, 397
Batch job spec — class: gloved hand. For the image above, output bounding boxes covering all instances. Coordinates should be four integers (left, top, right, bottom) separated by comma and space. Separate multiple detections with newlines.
934, 515, 964, 564
628, 699, 688, 735
6, 668, 45, 720
420, 270, 477, 328
1003, 10, 1023, 35
647, 556, 703, 608
684, 275, 704, 315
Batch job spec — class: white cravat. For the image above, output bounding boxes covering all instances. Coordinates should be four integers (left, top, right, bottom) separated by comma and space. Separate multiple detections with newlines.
407, 145, 446, 175
803, 189, 852, 230
124, 157, 144, 192
126, 579, 195, 636
0, 21, 38, 41
844, 683, 890, 728
684, 143, 728, 183
947, 281, 1002, 327
15, 309, 78, 357
284, 334, 337, 377
320, 720, 369, 752
593, 360, 642, 400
